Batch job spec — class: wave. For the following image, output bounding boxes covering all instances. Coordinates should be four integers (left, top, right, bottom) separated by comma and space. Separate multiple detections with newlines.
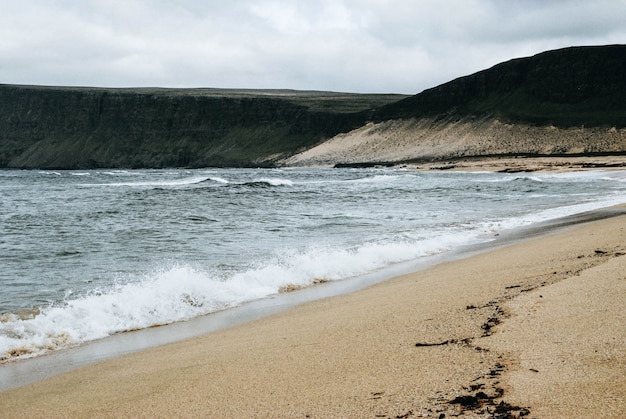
480, 175, 544, 183
208, 176, 229, 184
478, 193, 626, 233
226, 178, 294, 188
251, 178, 294, 187
0, 233, 476, 362
101, 170, 133, 176
349, 174, 404, 184
87, 176, 214, 188
83, 176, 292, 189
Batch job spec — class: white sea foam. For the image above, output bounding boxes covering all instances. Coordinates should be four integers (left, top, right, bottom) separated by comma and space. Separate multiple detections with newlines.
0, 233, 478, 362
209, 176, 229, 184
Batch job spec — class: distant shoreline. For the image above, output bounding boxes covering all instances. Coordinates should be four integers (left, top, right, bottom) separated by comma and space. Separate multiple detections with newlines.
394, 154, 626, 172
3, 155, 626, 172
331, 154, 626, 171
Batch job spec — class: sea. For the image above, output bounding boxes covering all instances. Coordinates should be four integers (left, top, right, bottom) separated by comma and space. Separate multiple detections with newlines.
1, 167, 626, 363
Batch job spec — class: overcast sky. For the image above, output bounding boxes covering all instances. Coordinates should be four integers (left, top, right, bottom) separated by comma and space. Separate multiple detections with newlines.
1, 0, 625, 94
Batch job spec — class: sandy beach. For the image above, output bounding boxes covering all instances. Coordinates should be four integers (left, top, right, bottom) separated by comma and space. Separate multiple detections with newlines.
1, 207, 625, 418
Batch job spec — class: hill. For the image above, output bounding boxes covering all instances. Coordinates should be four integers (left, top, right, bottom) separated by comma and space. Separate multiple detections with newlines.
285, 45, 626, 167
374, 45, 626, 127
0, 86, 406, 169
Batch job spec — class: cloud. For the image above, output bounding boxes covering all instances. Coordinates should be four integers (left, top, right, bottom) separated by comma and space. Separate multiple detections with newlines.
0, 0, 624, 93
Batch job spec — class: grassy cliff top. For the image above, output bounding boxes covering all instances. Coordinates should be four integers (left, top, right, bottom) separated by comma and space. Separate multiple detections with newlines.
0, 84, 409, 114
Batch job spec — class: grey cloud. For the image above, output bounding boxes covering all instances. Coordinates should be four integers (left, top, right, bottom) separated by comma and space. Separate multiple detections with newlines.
0, 0, 624, 93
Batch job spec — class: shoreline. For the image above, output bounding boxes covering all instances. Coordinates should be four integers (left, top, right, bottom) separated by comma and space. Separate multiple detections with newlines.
328, 155, 626, 172
1, 206, 625, 417
1, 205, 623, 392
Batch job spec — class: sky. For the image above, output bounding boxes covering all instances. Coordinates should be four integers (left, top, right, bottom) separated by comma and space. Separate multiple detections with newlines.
1, 0, 625, 94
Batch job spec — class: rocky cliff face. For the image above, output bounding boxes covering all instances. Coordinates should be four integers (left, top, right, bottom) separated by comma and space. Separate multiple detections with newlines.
0, 86, 404, 169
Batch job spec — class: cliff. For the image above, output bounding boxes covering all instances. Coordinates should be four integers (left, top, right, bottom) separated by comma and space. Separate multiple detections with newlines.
0, 86, 405, 169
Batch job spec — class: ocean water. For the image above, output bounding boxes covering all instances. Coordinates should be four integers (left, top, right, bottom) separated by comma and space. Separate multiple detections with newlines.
1, 167, 625, 362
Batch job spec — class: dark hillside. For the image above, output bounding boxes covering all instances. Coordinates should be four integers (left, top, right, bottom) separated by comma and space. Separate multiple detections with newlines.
0, 86, 406, 169
373, 45, 626, 127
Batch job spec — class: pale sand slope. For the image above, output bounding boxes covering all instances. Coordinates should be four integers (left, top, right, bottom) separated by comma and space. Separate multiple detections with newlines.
1, 214, 625, 418
282, 117, 626, 167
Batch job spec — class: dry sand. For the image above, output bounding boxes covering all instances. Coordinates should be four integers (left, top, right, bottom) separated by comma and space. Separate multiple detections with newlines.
1, 212, 625, 418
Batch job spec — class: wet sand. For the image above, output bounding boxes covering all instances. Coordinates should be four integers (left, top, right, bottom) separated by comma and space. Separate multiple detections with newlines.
1, 209, 625, 418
